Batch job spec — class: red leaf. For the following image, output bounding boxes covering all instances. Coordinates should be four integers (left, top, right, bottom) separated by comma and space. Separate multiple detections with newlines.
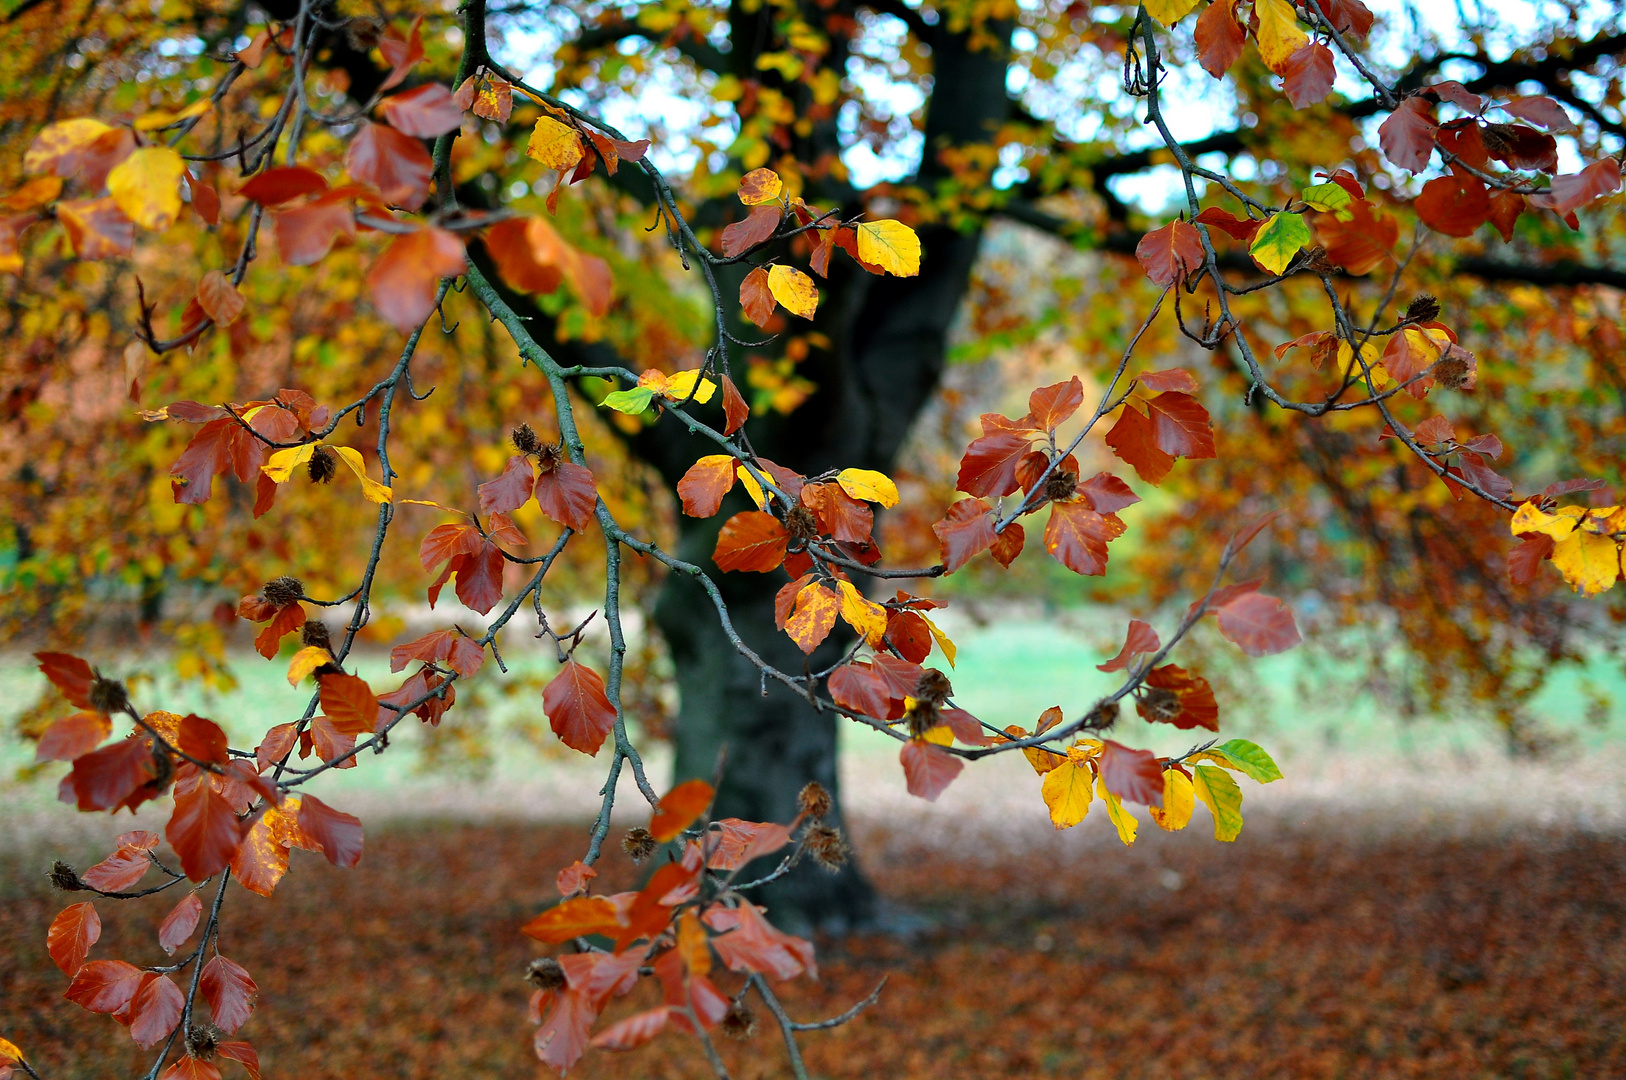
932, 497, 997, 572
828, 662, 892, 719
252, 602, 305, 660
452, 542, 506, 615
942, 707, 993, 746
706, 899, 817, 981
801, 482, 873, 544
956, 428, 1033, 497
68, 738, 157, 812
989, 521, 1025, 567
784, 582, 840, 654
1193, 207, 1262, 243
720, 374, 749, 435
389, 628, 485, 678
555, 860, 597, 896
591, 1006, 672, 1051
270, 195, 355, 266
1137, 368, 1200, 394
1147, 392, 1216, 459
533, 460, 599, 531
1135, 219, 1205, 285
886, 609, 933, 663
1281, 41, 1336, 109
533, 987, 596, 1072
345, 121, 433, 210
1098, 740, 1164, 806
1378, 97, 1437, 173
215, 1041, 260, 1080
297, 794, 364, 868
157, 893, 202, 955
420, 522, 485, 570
543, 661, 617, 755
1416, 172, 1490, 237
318, 673, 380, 735
1313, 0, 1374, 35
200, 956, 258, 1034
1099, 619, 1161, 672
1483, 122, 1557, 172
47, 902, 100, 975
521, 895, 623, 943
713, 511, 789, 573
900, 739, 962, 802
739, 266, 774, 327
650, 779, 714, 842
129, 973, 183, 1048
1314, 198, 1398, 275
1215, 591, 1301, 656
367, 226, 466, 333
64, 959, 144, 1014
1487, 189, 1525, 242
705, 819, 792, 870
1500, 95, 1572, 131
236, 166, 328, 206
167, 779, 249, 881
36, 710, 112, 762
1077, 471, 1140, 514
1528, 158, 1622, 218
720, 204, 780, 258
58, 196, 133, 259
1104, 404, 1175, 484
378, 83, 464, 138
1028, 376, 1083, 430
162, 1058, 224, 1080
478, 455, 534, 515
80, 844, 151, 892
377, 16, 425, 91
1043, 501, 1126, 576
177, 714, 229, 767
1508, 534, 1555, 585
36, 651, 96, 709
1195, 0, 1245, 77
677, 455, 737, 518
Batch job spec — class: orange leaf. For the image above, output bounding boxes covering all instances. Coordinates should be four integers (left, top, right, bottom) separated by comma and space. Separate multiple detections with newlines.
167, 779, 249, 881
900, 739, 962, 802
366, 227, 465, 333
713, 511, 789, 573
677, 455, 737, 518
35, 710, 111, 762
543, 661, 617, 755
47, 902, 100, 976
521, 895, 623, 943
649, 779, 715, 842
199, 956, 257, 1034
297, 794, 364, 867
195, 270, 245, 327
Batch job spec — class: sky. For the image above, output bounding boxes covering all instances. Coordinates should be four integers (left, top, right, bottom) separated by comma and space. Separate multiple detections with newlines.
495, 0, 1621, 210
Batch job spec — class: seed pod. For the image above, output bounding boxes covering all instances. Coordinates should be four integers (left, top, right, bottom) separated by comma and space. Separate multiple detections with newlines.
1083, 699, 1120, 730
184, 1022, 222, 1060
261, 576, 305, 607
785, 504, 819, 542
307, 445, 337, 484
89, 675, 130, 716
300, 619, 332, 652
1138, 687, 1182, 723
720, 1000, 758, 1039
1433, 347, 1474, 390
1042, 466, 1078, 504
914, 668, 952, 708
797, 781, 832, 820
525, 957, 567, 991
535, 442, 563, 476
344, 16, 383, 51
511, 422, 541, 455
621, 827, 657, 862
48, 860, 86, 892
1405, 294, 1441, 323
804, 824, 849, 872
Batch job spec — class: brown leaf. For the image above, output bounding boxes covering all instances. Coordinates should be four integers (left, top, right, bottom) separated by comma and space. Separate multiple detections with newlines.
543, 661, 617, 755
345, 122, 433, 210
719, 204, 780, 258
378, 83, 464, 138
367, 226, 465, 333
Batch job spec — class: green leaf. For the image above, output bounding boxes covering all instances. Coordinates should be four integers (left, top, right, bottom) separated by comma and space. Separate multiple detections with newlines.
1217, 739, 1284, 783
1249, 211, 1313, 275
1192, 764, 1244, 842
1300, 182, 1354, 221
601, 387, 655, 415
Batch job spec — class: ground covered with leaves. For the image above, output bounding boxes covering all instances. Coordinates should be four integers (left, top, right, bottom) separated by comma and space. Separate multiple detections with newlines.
4, 820, 1621, 1080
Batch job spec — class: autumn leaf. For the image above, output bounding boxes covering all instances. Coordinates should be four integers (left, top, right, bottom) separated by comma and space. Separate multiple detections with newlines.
738, 167, 783, 205
933, 497, 998, 572
379, 83, 464, 138
1043, 501, 1126, 576
526, 116, 584, 171
784, 581, 840, 654
677, 455, 738, 517
543, 661, 617, 755
1143, 0, 1199, 26
1378, 97, 1438, 173
1282, 41, 1337, 108
167, 778, 249, 880
47, 902, 100, 976
836, 467, 900, 507
854, 219, 921, 276
105, 147, 185, 230
1214, 591, 1302, 655
522, 896, 623, 943
649, 779, 714, 842
713, 511, 789, 573
900, 738, 962, 801
157, 893, 202, 955
1098, 740, 1164, 806
533, 459, 599, 530
199, 956, 257, 1034
297, 794, 364, 868
1249, 211, 1312, 274
767, 264, 818, 319
1099, 619, 1160, 672
346, 122, 432, 210
1149, 768, 1196, 831
739, 266, 775, 327
1041, 757, 1094, 829
1253, 0, 1308, 73
1135, 219, 1205, 285
720, 204, 781, 257
1195, 0, 1246, 77
367, 227, 466, 333
64, 959, 144, 1014
1192, 764, 1244, 841
1100, 786, 1140, 845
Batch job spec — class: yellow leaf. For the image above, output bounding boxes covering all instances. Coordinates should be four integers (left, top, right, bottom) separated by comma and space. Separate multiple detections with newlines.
921, 613, 956, 667
526, 116, 584, 171
262, 443, 317, 483
1510, 502, 1581, 540
835, 579, 888, 646
23, 118, 111, 174
287, 645, 332, 685
1100, 785, 1139, 845
676, 909, 711, 977
922, 724, 954, 746
133, 99, 212, 131
738, 167, 783, 205
785, 582, 840, 653
767, 264, 818, 319
662, 369, 717, 404
1336, 339, 1382, 377
400, 499, 469, 516
1550, 527, 1620, 596
106, 147, 186, 230
1148, 768, 1195, 831
1144, 0, 1200, 25
836, 467, 899, 507
1192, 764, 1244, 841
736, 465, 766, 508
1254, 0, 1309, 73
1040, 761, 1093, 829
854, 219, 921, 277
331, 445, 394, 504
0, 1036, 24, 1064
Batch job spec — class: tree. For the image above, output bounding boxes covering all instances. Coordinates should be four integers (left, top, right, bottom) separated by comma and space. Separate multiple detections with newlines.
2, 0, 1624, 1075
